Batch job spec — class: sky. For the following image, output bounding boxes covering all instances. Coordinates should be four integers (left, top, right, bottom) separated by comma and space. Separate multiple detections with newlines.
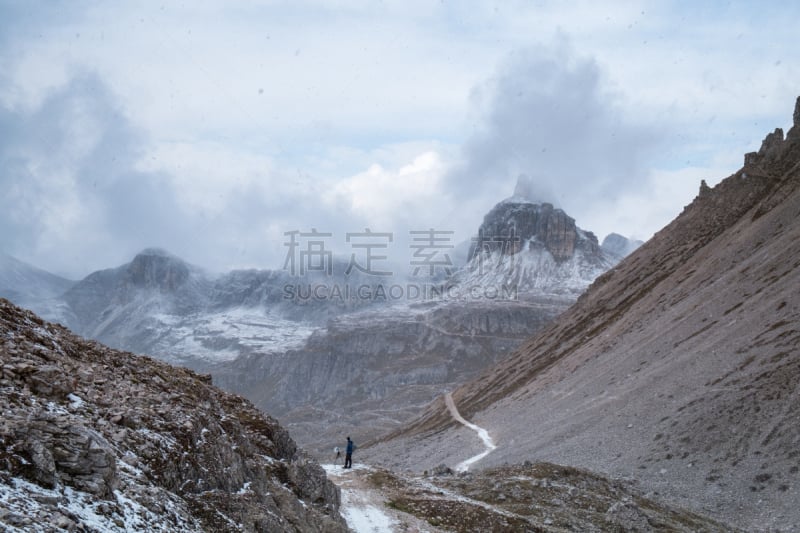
0, 0, 798, 279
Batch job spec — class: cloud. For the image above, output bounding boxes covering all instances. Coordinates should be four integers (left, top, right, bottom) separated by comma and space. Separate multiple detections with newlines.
328, 151, 449, 229
447, 38, 661, 217
0, 72, 193, 277
2, 3, 799, 277
0, 70, 458, 277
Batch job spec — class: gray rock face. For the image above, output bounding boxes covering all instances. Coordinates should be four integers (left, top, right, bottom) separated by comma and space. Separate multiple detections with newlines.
469, 200, 599, 263
63, 248, 211, 335
126, 248, 192, 291
0, 299, 347, 532
19, 417, 118, 497
454, 199, 617, 298
758, 127, 785, 159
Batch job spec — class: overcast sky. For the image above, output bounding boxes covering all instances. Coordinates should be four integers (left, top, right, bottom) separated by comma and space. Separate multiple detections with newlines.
1, 1, 798, 278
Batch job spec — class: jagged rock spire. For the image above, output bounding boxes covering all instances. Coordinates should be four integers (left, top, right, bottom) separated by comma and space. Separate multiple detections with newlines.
789, 96, 800, 140
746, 96, 800, 162
794, 96, 800, 128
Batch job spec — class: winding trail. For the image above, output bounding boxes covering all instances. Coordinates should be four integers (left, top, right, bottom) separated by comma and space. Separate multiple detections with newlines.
322, 464, 398, 532
445, 392, 497, 471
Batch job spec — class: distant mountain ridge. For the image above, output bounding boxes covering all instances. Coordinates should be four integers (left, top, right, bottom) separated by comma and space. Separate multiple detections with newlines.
0, 253, 75, 299
0, 253, 75, 325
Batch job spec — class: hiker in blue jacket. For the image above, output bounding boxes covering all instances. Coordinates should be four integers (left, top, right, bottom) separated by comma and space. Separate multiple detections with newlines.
344, 436, 355, 468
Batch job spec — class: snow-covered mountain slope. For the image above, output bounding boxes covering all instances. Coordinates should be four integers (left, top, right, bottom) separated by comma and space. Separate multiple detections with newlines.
0, 253, 75, 324
55, 249, 394, 366
0, 298, 347, 532
365, 97, 800, 532
63, 248, 212, 334
149, 307, 317, 365
451, 198, 619, 297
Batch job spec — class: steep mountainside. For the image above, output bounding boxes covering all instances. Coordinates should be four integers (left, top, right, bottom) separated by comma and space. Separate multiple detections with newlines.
0, 298, 346, 532
365, 97, 800, 531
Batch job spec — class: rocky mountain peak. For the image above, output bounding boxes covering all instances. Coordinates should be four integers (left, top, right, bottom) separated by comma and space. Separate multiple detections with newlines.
470, 198, 598, 263
126, 248, 192, 292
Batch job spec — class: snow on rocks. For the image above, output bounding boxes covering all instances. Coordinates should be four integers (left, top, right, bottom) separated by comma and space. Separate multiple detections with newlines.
0, 298, 347, 532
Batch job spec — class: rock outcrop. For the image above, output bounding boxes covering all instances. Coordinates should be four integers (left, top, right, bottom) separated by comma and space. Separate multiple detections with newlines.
0, 299, 347, 532
453, 197, 617, 297
787, 95, 800, 140
469, 200, 599, 263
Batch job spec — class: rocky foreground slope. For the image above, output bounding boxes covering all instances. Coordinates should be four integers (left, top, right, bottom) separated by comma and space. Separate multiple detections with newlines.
0, 299, 346, 532
366, 98, 800, 531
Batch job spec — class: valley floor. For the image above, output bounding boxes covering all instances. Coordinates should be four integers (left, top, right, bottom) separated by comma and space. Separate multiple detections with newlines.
323, 393, 734, 531
322, 460, 734, 532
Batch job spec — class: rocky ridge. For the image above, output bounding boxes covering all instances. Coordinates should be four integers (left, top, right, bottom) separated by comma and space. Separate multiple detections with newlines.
0, 298, 346, 532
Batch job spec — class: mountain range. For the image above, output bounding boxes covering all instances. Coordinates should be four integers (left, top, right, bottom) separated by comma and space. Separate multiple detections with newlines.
1, 193, 636, 456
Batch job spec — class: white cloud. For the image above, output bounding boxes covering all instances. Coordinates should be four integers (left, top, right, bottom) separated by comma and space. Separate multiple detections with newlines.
1, 1, 799, 276
329, 151, 448, 229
